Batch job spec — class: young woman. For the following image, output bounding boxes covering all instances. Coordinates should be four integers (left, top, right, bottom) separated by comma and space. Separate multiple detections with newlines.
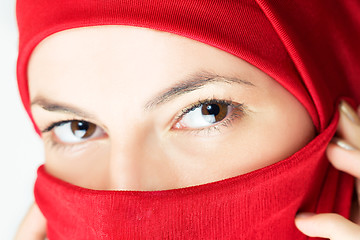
15, 0, 360, 239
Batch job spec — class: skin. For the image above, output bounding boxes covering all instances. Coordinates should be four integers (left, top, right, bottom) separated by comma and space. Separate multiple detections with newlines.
15, 103, 360, 240
14, 26, 360, 238
27, 26, 315, 190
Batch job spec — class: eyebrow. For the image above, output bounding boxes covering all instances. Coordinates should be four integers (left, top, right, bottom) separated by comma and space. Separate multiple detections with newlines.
144, 71, 254, 110
31, 97, 98, 120
31, 71, 254, 117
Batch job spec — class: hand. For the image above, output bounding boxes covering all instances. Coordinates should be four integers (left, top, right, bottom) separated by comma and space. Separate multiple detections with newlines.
15, 202, 47, 240
295, 100, 360, 239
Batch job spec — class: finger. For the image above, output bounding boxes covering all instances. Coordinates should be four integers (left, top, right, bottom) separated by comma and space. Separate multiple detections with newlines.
337, 101, 360, 149
295, 212, 360, 239
327, 141, 360, 179
351, 180, 360, 225
14, 202, 47, 240
328, 140, 360, 225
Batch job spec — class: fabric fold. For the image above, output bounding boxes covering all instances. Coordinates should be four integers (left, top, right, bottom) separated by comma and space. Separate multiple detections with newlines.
34, 110, 353, 239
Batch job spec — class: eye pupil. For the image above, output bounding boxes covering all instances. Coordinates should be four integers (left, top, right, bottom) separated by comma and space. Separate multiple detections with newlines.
201, 103, 228, 122
204, 104, 220, 115
71, 121, 96, 138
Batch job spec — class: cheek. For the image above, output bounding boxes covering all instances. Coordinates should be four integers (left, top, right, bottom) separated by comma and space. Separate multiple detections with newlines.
43, 141, 112, 190
245, 73, 316, 164
246, 92, 315, 167
161, 116, 274, 182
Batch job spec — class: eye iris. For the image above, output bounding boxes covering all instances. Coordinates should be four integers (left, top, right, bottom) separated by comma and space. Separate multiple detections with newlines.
201, 103, 228, 122
70, 121, 96, 138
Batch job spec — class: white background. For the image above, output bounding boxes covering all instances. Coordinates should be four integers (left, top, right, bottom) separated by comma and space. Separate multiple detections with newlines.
0, 1, 45, 239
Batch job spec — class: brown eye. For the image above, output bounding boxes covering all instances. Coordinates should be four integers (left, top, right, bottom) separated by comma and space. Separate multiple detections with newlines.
201, 103, 228, 122
174, 101, 234, 130
70, 121, 96, 138
53, 120, 105, 143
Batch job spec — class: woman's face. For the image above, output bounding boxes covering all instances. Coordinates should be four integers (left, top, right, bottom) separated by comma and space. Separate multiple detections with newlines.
28, 26, 315, 191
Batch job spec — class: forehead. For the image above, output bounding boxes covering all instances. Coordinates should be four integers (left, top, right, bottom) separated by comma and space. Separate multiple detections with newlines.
27, 25, 270, 109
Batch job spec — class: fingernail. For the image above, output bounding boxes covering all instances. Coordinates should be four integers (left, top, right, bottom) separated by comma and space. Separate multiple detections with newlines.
340, 101, 360, 125
331, 137, 357, 151
296, 212, 316, 219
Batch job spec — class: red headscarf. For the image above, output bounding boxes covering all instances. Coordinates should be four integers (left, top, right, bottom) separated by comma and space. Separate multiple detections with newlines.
16, 0, 360, 239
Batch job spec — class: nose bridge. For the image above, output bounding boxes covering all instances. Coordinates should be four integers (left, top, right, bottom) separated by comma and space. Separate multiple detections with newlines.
107, 125, 175, 191
107, 125, 146, 190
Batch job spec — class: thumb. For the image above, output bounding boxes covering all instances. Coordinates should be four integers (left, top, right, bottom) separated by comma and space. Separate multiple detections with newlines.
295, 212, 360, 240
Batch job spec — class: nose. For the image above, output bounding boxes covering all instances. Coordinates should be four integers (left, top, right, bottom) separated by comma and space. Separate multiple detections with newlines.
107, 127, 177, 191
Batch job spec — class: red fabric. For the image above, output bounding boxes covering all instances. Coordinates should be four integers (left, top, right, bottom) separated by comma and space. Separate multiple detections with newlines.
34, 112, 353, 239
17, 0, 318, 134
16, 0, 360, 239
16, 1, 360, 133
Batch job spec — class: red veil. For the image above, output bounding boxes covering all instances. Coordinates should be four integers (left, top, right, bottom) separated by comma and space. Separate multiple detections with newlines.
16, 0, 360, 239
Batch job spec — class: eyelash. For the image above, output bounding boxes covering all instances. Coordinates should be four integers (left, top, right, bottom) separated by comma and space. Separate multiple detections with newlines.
42, 118, 86, 152
41, 98, 245, 151
42, 119, 77, 133
172, 98, 245, 134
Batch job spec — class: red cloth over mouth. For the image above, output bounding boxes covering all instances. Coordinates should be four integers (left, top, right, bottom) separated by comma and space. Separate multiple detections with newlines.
34, 112, 353, 239
16, 0, 360, 239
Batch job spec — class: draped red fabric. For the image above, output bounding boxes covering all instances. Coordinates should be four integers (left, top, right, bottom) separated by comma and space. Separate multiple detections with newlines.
17, 0, 319, 134
16, 0, 360, 239
33, 112, 353, 239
